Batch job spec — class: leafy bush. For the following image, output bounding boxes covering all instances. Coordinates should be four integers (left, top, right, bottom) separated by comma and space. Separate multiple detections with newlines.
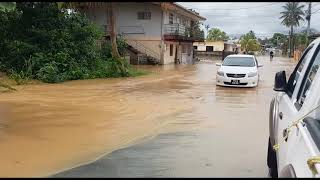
0, 2, 141, 84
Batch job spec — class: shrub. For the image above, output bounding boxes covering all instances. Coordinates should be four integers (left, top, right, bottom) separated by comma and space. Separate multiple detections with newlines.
0, 2, 144, 84
36, 61, 63, 83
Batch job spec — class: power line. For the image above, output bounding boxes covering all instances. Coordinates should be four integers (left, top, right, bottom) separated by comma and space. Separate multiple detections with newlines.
311, 8, 320, 14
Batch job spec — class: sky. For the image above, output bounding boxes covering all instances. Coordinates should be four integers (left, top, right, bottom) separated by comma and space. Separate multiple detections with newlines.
177, 2, 320, 39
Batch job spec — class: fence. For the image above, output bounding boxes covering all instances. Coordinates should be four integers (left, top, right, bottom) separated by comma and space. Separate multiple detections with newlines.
194, 51, 236, 61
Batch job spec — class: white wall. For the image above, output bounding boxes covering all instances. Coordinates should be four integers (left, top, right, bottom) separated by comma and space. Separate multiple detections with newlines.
163, 41, 193, 64
83, 3, 163, 41
193, 41, 225, 52
163, 41, 179, 64
163, 10, 191, 27
179, 42, 193, 64
83, 6, 108, 31
115, 3, 163, 41
82, 3, 198, 65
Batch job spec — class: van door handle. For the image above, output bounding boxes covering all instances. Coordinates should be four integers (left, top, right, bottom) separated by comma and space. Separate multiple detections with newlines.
279, 112, 283, 120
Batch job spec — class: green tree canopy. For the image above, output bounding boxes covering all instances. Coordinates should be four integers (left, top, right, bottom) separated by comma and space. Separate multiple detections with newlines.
295, 33, 308, 50
240, 31, 261, 52
0, 2, 131, 83
271, 33, 287, 46
280, 2, 305, 57
247, 30, 256, 39
280, 2, 305, 29
206, 28, 229, 41
0, 2, 16, 12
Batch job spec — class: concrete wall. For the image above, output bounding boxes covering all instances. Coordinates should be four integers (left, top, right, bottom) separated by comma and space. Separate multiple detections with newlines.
126, 39, 162, 57
83, 6, 108, 29
163, 10, 191, 27
82, 3, 162, 41
179, 42, 193, 64
163, 41, 194, 64
82, 3, 199, 65
224, 44, 234, 52
163, 41, 179, 64
193, 41, 225, 52
115, 3, 163, 41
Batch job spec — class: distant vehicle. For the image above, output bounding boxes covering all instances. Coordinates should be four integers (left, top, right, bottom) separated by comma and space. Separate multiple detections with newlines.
268, 37, 320, 177
216, 54, 263, 87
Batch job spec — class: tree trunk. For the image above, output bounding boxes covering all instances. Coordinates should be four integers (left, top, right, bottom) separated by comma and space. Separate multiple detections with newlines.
290, 25, 293, 58
108, 2, 120, 59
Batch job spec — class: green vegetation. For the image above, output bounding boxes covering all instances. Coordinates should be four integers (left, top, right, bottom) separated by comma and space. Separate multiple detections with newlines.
206, 28, 229, 41
0, 82, 16, 91
0, 2, 15, 11
239, 31, 261, 53
294, 33, 308, 50
0, 2, 146, 84
280, 2, 305, 57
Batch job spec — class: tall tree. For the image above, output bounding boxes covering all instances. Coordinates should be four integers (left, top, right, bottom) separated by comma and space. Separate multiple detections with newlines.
280, 2, 305, 57
58, 2, 121, 59
271, 33, 287, 47
107, 3, 120, 58
240, 31, 260, 53
205, 24, 210, 38
0, 2, 16, 11
206, 28, 229, 41
247, 30, 256, 39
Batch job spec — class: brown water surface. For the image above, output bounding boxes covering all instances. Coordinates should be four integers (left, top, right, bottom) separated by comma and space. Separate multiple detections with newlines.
0, 56, 296, 177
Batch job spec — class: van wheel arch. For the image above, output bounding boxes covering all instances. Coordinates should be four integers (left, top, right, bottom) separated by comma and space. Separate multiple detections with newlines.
279, 164, 296, 178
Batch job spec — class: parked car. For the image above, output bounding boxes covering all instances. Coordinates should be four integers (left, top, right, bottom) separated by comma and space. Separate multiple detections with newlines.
268, 37, 320, 177
216, 54, 263, 87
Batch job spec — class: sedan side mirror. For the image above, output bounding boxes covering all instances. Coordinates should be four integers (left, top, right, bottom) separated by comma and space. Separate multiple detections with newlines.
274, 71, 287, 92
258, 64, 263, 67
216, 63, 221, 66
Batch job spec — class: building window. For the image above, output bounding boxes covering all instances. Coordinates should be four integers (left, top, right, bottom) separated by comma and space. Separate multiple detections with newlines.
206, 46, 214, 52
193, 46, 197, 50
170, 44, 173, 56
169, 13, 174, 24
137, 12, 151, 20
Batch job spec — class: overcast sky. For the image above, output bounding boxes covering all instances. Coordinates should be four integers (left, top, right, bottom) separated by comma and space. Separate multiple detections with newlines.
177, 2, 320, 38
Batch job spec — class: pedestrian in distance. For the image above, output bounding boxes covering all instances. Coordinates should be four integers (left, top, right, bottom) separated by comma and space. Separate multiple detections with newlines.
270, 51, 274, 61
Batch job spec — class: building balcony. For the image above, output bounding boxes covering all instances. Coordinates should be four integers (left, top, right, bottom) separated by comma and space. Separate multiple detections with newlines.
163, 24, 204, 42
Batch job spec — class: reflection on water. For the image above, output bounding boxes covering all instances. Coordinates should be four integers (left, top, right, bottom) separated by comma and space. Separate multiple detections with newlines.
0, 56, 296, 177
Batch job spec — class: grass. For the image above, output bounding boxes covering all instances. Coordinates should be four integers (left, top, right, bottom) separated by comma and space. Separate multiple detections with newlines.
128, 68, 151, 77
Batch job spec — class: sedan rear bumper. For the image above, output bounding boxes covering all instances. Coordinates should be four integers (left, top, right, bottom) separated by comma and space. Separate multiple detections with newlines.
216, 75, 258, 87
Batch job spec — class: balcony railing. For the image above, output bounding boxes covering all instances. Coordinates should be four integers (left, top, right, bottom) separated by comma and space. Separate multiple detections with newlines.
164, 24, 204, 42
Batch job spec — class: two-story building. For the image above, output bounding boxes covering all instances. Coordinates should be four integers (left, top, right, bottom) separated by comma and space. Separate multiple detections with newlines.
74, 2, 206, 65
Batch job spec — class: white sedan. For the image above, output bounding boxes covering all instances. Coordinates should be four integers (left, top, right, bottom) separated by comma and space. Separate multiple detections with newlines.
216, 54, 263, 87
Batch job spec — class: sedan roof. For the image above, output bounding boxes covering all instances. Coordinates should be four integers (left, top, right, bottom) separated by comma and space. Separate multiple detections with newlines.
227, 54, 255, 58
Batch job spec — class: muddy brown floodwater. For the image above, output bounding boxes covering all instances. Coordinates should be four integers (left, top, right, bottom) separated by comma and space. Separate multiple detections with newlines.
0, 56, 296, 177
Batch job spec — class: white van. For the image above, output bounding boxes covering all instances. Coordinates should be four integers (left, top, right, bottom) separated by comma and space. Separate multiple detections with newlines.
268, 37, 320, 177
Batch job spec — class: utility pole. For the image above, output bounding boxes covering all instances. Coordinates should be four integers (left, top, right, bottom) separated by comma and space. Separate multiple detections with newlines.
306, 2, 312, 37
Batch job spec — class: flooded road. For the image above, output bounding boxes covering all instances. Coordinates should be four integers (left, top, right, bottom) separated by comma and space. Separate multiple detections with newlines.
0, 56, 296, 177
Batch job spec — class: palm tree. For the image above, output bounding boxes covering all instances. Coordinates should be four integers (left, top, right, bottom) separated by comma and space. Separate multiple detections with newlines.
205, 24, 210, 38
280, 2, 305, 57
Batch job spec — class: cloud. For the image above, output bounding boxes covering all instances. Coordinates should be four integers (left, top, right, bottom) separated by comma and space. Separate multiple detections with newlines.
178, 2, 320, 38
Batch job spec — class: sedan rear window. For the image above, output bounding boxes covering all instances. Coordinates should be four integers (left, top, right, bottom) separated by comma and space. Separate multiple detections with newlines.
222, 57, 256, 67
